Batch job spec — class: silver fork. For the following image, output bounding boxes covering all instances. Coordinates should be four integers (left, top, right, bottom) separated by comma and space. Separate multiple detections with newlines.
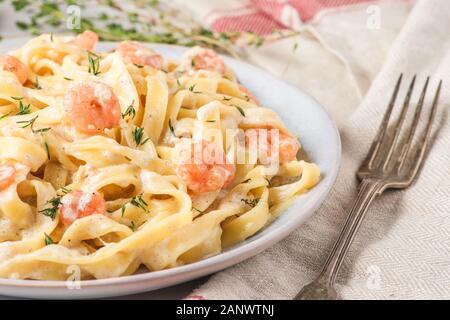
294, 74, 442, 300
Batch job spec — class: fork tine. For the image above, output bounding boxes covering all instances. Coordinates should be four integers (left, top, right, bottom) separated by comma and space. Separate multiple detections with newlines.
365, 74, 403, 170
397, 76, 429, 171
405, 80, 442, 182
382, 75, 416, 172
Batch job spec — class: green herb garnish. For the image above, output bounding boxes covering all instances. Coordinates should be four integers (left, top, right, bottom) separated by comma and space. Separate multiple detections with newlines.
16, 100, 31, 115
39, 196, 62, 220
241, 198, 260, 208
60, 187, 71, 194
130, 194, 149, 212
44, 233, 54, 245
188, 84, 202, 94
122, 104, 136, 120
168, 119, 176, 137
0, 112, 12, 120
16, 115, 51, 133
44, 141, 50, 159
34, 77, 42, 89
233, 105, 246, 117
132, 127, 149, 146
87, 51, 101, 76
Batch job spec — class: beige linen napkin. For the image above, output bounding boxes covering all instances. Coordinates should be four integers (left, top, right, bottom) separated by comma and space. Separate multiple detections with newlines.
191, 0, 450, 299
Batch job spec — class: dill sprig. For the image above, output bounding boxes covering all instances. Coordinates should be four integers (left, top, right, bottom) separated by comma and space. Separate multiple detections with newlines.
8, 0, 292, 58
87, 51, 101, 76
39, 196, 62, 220
44, 233, 54, 245
122, 104, 136, 120
16, 115, 51, 133
0, 112, 12, 120
16, 116, 51, 133
44, 141, 50, 159
39, 188, 71, 220
168, 119, 176, 137
241, 198, 260, 208
16, 99, 31, 115
129, 221, 136, 232
233, 105, 246, 117
132, 127, 149, 146
34, 77, 42, 90
188, 84, 202, 94
130, 194, 149, 212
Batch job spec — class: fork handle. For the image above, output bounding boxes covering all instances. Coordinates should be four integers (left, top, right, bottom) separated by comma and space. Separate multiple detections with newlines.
295, 179, 383, 299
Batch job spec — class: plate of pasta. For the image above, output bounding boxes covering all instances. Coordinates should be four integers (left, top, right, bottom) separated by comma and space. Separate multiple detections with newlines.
0, 32, 340, 299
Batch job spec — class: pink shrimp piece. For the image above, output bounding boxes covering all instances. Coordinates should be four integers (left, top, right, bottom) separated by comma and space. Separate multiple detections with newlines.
59, 190, 106, 226
0, 55, 28, 84
116, 41, 163, 69
238, 84, 260, 105
245, 128, 300, 163
63, 81, 121, 134
71, 30, 99, 51
0, 164, 16, 191
184, 47, 225, 75
177, 140, 236, 193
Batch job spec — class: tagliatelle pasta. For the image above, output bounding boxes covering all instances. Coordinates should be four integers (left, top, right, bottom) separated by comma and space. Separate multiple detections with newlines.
0, 32, 320, 280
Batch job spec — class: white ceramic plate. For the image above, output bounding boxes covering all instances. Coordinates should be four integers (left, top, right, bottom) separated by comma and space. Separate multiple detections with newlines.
0, 39, 341, 299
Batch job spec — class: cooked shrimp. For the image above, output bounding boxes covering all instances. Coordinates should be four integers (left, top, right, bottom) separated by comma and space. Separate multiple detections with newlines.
245, 128, 300, 163
63, 81, 121, 134
0, 164, 16, 191
239, 84, 260, 105
177, 140, 236, 193
0, 55, 28, 84
116, 41, 163, 69
71, 30, 99, 51
59, 190, 106, 226
183, 47, 225, 75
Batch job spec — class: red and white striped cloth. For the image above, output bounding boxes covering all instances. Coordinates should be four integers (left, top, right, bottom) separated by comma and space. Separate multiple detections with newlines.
207, 0, 373, 34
